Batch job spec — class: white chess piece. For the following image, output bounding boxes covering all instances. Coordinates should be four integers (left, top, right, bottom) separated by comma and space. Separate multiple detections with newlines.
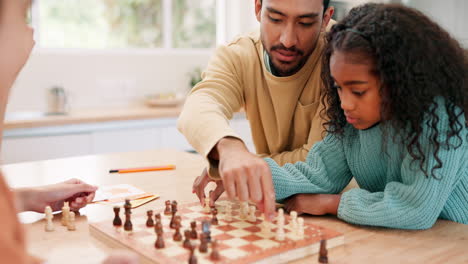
297, 217, 304, 238
239, 201, 248, 220
248, 205, 256, 222
44, 206, 54, 232
225, 202, 232, 221
275, 219, 285, 241
261, 216, 271, 236
67, 211, 76, 231
61, 201, 70, 226
289, 211, 298, 231
277, 208, 285, 226
204, 197, 211, 213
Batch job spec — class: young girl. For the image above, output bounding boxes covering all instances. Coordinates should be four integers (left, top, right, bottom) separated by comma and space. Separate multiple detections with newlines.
266, 3, 467, 230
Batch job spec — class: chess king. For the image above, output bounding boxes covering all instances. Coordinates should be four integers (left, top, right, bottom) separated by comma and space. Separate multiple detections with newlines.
179, 0, 335, 220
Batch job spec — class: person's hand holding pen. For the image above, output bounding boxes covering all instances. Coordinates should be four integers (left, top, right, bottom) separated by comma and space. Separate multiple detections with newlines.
14, 178, 98, 213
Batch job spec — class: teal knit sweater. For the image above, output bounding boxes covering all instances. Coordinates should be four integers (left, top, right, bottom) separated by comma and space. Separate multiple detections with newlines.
266, 103, 467, 230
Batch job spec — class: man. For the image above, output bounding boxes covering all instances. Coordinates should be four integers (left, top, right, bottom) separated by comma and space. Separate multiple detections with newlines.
178, 0, 334, 220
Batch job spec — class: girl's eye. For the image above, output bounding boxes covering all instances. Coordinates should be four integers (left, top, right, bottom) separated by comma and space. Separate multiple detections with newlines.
333, 82, 342, 90
353, 91, 366, 96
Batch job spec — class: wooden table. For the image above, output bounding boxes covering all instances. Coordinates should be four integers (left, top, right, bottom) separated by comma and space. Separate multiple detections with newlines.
2, 149, 467, 264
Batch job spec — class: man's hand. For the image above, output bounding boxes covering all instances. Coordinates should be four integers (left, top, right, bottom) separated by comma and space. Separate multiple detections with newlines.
284, 194, 341, 216
215, 137, 276, 221
16, 178, 98, 213
192, 168, 224, 207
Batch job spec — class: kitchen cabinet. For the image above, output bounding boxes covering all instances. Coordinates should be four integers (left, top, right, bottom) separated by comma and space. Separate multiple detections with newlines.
1, 115, 254, 164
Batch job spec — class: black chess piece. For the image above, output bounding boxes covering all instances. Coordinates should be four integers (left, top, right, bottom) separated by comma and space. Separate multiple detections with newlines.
211, 208, 219, 225
318, 239, 328, 263
124, 211, 133, 232
113, 206, 122, 227
199, 233, 208, 253
164, 200, 172, 215
183, 230, 192, 249
188, 244, 197, 264
190, 221, 198, 239
146, 210, 155, 227
155, 228, 165, 249
210, 240, 221, 261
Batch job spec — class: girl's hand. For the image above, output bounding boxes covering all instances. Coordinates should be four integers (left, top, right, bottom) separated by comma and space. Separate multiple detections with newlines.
284, 194, 341, 216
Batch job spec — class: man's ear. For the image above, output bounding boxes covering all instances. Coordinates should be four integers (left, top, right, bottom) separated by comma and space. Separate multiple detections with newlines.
255, 0, 262, 22
321, 6, 335, 32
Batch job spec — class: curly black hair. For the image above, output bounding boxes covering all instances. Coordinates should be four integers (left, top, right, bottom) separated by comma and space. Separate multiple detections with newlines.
321, 3, 467, 178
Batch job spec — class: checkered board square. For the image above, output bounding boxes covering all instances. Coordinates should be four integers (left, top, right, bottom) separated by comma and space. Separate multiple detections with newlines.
89, 200, 344, 264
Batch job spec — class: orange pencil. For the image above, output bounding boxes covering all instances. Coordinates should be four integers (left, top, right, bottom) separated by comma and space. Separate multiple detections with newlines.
109, 165, 176, 174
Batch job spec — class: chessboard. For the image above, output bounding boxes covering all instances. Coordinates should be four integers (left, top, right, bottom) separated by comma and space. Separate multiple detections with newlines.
89, 200, 344, 264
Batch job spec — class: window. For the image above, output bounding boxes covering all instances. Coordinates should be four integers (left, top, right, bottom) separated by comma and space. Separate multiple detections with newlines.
31, 0, 219, 49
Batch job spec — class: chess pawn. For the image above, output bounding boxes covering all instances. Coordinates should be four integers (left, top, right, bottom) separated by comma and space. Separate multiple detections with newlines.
211, 208, 219, 225
146, 210, 155, 227
204, 195, 211, 213
190, 221, 198, 239
239, 201, 248, 220
289, 211, 298, 230
248, 205, 256, 222
277, 208, 284, 223
113, 206, 122, 227
260, 217, 271, 235
183, 230, 192, 249
188, 244, 198, 264
61, 201, 70, 226
164, 200, 172, 215
171, 200, 178, 212
154, 213, 162, 223
297, 217, 304, 238
275, 213, 285, 241
318, 239, 328, 264
67, 211, 76, 231
173, 219, 183, 242
199, 233, 208, 253
210, 240, 221, 261
224, 202, 232, 222
44, 206, 54, 232
154, 221, 163, 234
155, 229, 165, 249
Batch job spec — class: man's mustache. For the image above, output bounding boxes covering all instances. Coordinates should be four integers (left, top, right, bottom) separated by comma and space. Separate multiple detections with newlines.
271, 45, 304, 55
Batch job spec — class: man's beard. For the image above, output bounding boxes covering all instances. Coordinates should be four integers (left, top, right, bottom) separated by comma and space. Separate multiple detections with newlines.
266, 44, 307, 76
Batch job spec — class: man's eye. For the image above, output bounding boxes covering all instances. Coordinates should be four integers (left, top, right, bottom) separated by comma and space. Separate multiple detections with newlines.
269, 16, 281, 23
333, 83, 342, 90
299, 22, 314, 27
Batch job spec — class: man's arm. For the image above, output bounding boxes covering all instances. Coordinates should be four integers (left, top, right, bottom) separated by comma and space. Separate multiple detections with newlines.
177, 44, 246, 159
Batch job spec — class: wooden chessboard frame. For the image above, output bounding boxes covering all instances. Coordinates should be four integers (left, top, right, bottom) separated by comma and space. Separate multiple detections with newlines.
89, 200, 344, 264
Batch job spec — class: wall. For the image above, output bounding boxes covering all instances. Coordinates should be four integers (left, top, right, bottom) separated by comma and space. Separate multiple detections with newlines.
8, 49, 212, 112
405, 0, 468, 48
7, 1, 260, 113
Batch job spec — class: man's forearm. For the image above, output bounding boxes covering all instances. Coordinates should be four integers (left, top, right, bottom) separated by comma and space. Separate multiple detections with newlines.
211, 137, 248, 160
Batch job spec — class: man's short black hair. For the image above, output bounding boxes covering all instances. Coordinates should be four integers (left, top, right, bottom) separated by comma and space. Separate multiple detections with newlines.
260, 0, 330, 12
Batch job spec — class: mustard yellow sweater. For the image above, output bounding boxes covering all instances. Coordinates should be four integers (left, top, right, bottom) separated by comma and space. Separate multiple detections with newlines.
178, 31, 326, 166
